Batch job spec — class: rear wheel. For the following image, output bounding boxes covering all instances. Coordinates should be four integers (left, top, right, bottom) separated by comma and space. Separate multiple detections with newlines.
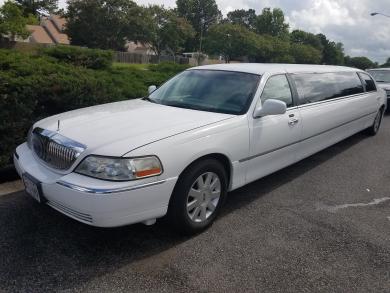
366, 107, 384, 136
168, 159, 228, 235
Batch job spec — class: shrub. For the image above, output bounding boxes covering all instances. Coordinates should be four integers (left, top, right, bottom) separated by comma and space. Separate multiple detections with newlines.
0, 49, 188, 169
41, 45, 114, 69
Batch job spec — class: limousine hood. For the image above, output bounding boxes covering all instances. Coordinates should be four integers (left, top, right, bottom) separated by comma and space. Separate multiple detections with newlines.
35, 99, 234, 156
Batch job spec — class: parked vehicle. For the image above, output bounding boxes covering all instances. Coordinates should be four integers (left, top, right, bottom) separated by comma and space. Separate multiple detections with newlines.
366, 68, 390, 104
14, 64, 386, 234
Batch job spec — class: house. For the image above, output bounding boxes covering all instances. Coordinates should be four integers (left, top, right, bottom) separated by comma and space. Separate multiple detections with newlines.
21, 15, 155, 54
24, 15, 70, 45
126, 41, 155, 55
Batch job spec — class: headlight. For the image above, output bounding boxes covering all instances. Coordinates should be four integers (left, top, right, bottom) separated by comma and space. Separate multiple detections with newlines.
75, 156, 163, 181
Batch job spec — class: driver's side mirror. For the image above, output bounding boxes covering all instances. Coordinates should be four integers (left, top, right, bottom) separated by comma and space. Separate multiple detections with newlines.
148, 85, 157, 94
254, 99, 287, 118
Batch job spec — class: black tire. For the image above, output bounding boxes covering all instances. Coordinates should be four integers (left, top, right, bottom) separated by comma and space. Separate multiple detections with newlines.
366, 107, 384, 136
168, 159, 228, 235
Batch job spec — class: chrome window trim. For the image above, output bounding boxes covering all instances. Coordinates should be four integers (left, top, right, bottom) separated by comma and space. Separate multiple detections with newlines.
56, 179, 166, 194
297, 92, 368, 109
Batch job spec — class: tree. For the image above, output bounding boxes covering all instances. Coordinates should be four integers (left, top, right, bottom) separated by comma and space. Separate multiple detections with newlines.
345, 56, 375, 70
290, 43, 322, 64
0, 1, 31, 41
290, 30, 323, 51
380, 57, 390, 68
147, 5, 194, 59
226, 9, 256, 31
255, 8, 289, 39
204, 23, 258, 63
176, 0, 222, 50
66, 0, 150, 51
15, 0, 58, 16
317, 33, 344, 65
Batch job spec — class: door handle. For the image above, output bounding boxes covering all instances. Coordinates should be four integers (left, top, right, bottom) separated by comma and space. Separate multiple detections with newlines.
288, 118, 299, 126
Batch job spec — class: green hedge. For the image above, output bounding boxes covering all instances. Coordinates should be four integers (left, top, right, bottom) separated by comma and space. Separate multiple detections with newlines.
0, 49, 189, 169
40, 45, 114, 69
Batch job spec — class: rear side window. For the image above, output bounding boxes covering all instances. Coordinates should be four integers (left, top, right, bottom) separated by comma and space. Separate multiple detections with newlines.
261, 75, 293, 107
291, 72, 364, 105
359, 72, 377, 92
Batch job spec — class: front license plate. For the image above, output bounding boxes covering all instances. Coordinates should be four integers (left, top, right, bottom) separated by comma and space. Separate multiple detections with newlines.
22, 173, 42, 203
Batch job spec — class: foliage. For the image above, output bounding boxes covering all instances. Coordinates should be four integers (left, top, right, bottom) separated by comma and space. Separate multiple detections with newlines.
65, 0, 150, 51
204, 24, 321, 64
0, 49, 189, 168
255, 8, 289, 40
290, 30, 323, 51
15, 0, 58, 16
0, 1, 30, 41
345, 56, 375, 70
176, 0, 222, 50
204, 23, 258, 62
147, 61, 190, 74
290, 43, 322, 64
41, 45, 114, 69
226, 9, 257, 31
146, 5, 195, 57
317, 34, 345, 65
380, 57, 390, 68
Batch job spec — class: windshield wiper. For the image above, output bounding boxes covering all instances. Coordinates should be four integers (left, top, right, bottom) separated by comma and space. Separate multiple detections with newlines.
163, 101, 211, 112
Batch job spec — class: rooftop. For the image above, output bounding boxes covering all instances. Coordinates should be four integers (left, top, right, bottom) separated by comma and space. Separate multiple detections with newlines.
191, 63, 362, 75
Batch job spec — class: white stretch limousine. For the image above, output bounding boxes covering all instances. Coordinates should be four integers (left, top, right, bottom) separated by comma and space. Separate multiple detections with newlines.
14, 64, 386, 234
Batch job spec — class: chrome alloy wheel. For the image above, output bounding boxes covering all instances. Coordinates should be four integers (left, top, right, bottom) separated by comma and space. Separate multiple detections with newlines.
186, 172, 221, 223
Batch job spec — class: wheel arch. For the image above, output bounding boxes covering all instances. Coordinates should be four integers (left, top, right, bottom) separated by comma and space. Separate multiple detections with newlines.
182, 153, 232, 186
171, 153, 233, 197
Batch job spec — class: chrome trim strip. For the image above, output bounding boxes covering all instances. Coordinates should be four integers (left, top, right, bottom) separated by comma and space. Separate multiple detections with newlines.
240, 110, 377, 163
56, 179, 166, 194
297, 92, 368, 109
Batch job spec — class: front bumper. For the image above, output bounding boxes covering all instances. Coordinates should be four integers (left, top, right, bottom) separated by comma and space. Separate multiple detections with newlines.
14, 143, 178, 227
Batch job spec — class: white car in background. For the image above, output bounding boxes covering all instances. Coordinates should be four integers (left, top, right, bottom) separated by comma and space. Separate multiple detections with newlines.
14, 64, 386, 234
366, 68, 390, 105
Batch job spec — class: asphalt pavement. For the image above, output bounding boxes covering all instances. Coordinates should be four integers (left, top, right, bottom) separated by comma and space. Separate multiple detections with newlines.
1, 117, 390, 292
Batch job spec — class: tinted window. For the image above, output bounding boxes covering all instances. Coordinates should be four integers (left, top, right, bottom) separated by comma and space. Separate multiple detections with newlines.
292, 72, 364, 105
261, 75, 293, 107
148, 70, 260, 115
359, 72, 377, 92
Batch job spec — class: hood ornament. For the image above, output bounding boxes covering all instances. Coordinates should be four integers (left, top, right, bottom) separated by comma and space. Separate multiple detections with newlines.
57, 120, 60, 132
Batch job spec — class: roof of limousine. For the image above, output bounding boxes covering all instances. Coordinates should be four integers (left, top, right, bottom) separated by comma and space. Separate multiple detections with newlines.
190, 63, 363, 75
367, 68, 390, 71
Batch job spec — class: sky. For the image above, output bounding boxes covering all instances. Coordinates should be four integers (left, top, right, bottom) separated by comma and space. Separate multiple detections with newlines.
7, 0, 390, 63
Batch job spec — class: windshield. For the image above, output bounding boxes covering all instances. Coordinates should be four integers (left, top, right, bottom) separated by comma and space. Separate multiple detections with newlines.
147, 70, 261, 115
367, 70, 390, 83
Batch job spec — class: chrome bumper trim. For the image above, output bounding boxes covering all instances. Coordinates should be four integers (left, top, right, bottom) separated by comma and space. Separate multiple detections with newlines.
56, 179, 166, 194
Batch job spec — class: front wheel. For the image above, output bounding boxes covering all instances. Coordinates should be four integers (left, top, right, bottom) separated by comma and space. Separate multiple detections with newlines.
168, 159, 228, 235
366, 107, 384, 136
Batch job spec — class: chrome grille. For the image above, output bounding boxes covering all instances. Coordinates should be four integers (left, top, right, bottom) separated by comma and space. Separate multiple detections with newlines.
30, 128, 86, 170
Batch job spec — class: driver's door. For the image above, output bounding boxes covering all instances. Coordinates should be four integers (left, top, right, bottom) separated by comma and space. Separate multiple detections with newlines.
245, 74, 303, 183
